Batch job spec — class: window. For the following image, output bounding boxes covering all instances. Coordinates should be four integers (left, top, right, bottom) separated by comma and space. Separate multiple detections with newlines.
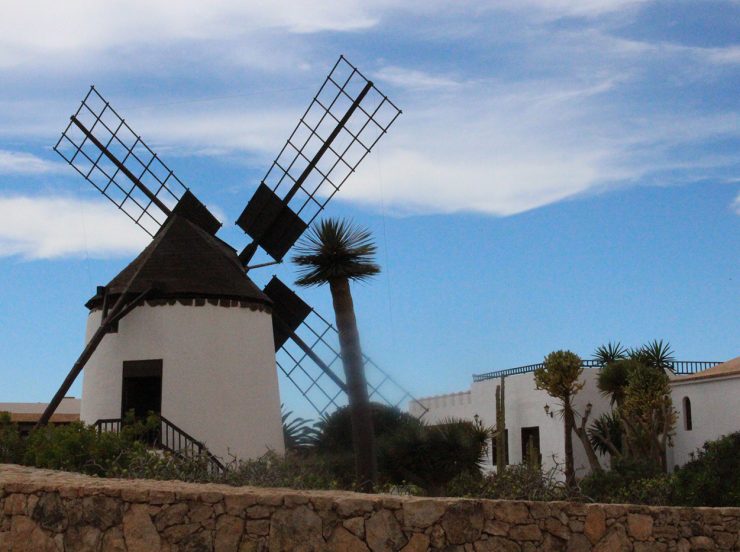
683, 397, 692, 431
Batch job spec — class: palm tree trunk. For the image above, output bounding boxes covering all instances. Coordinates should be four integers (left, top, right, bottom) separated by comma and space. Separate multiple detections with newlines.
329, 277, 377, 490
563, 401, 576, 489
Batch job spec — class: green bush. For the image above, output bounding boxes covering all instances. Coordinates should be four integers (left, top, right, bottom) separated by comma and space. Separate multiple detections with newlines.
380, 417, 489, 495
579, 458, 674, 505
20, 415, 161, 477
314, 404, 488, 494
0, 412, 25, 463
446, 464, 569, 501
671, 432, 740, 507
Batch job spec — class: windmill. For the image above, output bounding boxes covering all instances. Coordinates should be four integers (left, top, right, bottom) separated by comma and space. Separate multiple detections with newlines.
39, 56, 425, 462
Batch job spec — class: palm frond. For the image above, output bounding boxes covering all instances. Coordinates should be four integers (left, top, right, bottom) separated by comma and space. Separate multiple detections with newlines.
593, 342, 628, 365
292, 218, 380, 286
636, 339, 675, 371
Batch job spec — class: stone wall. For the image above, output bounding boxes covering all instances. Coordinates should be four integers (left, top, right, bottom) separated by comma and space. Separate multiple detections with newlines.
1, 465, 738, 551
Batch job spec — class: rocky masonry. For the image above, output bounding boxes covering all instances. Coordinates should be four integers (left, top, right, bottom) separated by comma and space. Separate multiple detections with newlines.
1, 465, 738, 551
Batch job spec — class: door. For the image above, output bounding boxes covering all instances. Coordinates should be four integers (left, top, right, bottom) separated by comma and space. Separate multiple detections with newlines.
521, 426, 541, 467
121, 359, 163, 419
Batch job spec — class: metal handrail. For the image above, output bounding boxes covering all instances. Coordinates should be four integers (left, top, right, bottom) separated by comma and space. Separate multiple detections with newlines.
473, 359, 723, 382
93, 414, 224, 473
157, 415, 225, 473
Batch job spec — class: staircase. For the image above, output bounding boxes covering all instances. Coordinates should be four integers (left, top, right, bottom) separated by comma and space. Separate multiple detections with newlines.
93, 415, 225, 474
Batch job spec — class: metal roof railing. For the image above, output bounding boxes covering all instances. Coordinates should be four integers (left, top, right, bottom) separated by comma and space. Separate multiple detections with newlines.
472, 359, 723, 382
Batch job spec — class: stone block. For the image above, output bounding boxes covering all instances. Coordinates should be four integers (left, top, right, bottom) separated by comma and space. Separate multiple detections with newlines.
627, 513, 653, 540
268, 506, 324, 552
366, 509, 407, 551
336, 497, 375, 517
123, 503, 161, 552
403, 500, 447, 528
215, 514, 244, 551
441, 501, 484, 544
690, 535, 716, 550
473, 536, 521, 552
225, 494, 257, 516
584, 506, 606, 544
343, 516, 365, 539
327, 526, 370, 552
401, 533, 430, 552
508, 524, 542, 542
495, 502, 531, 524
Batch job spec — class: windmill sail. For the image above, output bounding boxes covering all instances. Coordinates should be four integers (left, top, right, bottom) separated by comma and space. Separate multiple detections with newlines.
263, 277, 427, 418
54, 86, 220, 237
236, 55, 402, 264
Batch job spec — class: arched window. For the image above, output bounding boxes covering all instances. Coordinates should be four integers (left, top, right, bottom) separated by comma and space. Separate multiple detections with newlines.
683, 397, 692, 431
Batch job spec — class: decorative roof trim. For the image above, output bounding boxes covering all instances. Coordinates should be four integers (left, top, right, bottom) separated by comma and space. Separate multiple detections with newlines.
89, 295, 272, 314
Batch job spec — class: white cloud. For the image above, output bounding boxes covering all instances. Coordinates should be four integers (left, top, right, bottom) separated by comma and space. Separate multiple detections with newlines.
495, 0, 650, 18
0, 1, 377, 69
375, 67, 462, 90
0, 150, 60, 175
703, 45, 740, 65
0, 196, 149, 259
733, 192, 740, 215
337, 76, 738, 216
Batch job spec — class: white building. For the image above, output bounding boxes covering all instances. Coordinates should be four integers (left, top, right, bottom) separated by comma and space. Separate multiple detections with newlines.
669, 357, 740, 468
410, 356, 740, 476
80, 214, 285, 461
0, 397, 81, 435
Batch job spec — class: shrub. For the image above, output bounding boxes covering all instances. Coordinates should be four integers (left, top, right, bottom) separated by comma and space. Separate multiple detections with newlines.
446, 464, 569, 501
21, 415, 158, 476
0, 412, 25, 463
671, 432, 740, 507
579, 458, 673, 505
314, 404, 488, 494
223, 451, 342, 490
380, 417, 489, 495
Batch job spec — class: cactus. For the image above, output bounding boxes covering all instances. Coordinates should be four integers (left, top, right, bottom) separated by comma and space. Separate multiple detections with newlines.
495, 376, 507, 469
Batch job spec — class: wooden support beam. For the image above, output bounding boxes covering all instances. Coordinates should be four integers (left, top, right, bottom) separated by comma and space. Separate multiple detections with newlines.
36, 287, 152, 428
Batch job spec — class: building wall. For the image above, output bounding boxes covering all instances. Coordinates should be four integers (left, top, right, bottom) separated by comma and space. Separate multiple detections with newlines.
669, 375, 740, 469
410, 391, 476, 421
80, 303, 285, 461
413, 370, 612, 476
0, 397, 80, 415
412, 366, 740, 477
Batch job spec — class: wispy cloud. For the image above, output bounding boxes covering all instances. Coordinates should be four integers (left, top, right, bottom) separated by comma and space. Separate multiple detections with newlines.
733, 192, 740, 215
375, 67, 462, 90
703, 45, 740, 65
339, 75, 739, 216
0, 1, 377, 70
495, 0, 650, 19
0, 150, 60, 175
0, 196, 149, 259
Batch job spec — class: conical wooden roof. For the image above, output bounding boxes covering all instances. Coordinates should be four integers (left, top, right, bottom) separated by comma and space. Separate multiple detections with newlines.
86, 215, 270, 309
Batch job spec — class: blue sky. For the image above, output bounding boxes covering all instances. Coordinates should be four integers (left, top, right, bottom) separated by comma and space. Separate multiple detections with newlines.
0, 1, 738, 417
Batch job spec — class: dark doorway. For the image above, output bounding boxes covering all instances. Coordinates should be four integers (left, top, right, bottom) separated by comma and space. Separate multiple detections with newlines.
122, 359, 163, 419
521, 426, 541, 467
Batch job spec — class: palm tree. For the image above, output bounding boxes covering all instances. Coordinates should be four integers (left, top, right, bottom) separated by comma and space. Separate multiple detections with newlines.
293, 218, 380, 490
593, 341, 628, 366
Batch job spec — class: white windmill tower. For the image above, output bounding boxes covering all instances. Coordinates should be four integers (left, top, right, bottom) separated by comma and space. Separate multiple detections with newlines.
38, 57, 420, 465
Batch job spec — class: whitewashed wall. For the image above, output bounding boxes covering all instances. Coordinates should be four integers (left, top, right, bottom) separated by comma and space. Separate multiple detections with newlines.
669, 375, 740, 469
412, 369, 612, 476
80, 303, 285, 461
